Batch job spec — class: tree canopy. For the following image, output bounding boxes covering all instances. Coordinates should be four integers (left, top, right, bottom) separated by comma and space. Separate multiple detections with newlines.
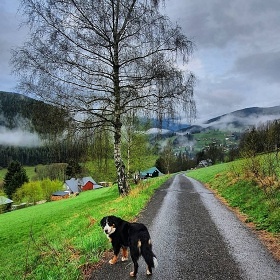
12, 0, 196, 195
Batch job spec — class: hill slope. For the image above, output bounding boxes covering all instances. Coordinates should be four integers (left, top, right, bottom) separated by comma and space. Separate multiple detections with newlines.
0, 91, 70, 146
205, 106, 280, 130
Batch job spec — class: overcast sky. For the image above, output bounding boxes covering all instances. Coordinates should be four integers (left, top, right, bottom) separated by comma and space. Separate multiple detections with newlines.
1, 0, 280, 123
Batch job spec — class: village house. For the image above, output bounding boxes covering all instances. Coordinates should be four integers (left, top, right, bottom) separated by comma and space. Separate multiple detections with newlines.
51, 176, 102, 201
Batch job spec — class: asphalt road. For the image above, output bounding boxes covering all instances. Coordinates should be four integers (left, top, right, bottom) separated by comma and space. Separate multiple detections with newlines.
91, 174, 280, 280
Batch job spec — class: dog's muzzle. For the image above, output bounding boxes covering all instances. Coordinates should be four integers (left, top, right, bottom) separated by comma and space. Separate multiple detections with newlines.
103, 224, 116, 235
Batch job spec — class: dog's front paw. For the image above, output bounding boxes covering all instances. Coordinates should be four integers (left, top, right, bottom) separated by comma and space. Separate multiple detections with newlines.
109, 255, 117, 265
129, 271, 136, 277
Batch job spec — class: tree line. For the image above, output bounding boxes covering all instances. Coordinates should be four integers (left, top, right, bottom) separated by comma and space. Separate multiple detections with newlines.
4, 118, 280, 208
0, 143, 86, 168
192, 120, 280, 166
239, 120, 280, 156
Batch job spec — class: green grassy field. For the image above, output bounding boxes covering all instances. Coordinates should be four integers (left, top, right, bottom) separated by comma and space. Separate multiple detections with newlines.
1, 156, 280, 279
0, 175, 170, 280
187, 161, 280, 233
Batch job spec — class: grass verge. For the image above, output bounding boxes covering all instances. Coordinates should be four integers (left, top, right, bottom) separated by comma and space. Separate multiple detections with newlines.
0, 175, 170, 280
187, 161, 280, 260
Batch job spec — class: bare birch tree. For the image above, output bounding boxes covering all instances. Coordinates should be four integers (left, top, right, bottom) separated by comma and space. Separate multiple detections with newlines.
12, 0, 196, 195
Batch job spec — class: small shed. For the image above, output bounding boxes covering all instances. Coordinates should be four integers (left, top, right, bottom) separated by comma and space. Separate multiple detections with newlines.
0, 196, 13, 205
0, 196, 13, 213
198, 159, 212, 168
51, 191, 70, 201
140, 167, 163, 179
81, 177, 102, 191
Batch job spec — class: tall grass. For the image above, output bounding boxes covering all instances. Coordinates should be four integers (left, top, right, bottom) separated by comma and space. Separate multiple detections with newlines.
0, 175, 170, 280
187, 159, 280, 233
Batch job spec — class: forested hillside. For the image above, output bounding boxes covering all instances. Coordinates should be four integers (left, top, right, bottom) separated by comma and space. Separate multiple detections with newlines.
0, 92, 76, 167
0, 143, 86, 168
0, 91, 70, 134
0, 92, 154, 172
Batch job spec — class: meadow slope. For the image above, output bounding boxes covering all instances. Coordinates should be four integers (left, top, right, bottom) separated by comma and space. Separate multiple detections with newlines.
0, 176, 170, 280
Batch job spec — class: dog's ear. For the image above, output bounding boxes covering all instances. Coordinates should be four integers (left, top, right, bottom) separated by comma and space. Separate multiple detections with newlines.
100, 216, 106, 227
111, 216, 122, 227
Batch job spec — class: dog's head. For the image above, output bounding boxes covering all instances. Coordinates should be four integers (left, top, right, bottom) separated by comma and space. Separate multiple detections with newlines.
100, 216, 119, 236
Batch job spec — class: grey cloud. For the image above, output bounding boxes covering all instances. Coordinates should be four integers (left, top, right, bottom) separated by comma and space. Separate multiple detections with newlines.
163, 0, 280, 122
166, 0, 280, 49
250, 0, 280, 13
233, 51, 280, 83
1, 0, 280, 125
193, 71, 280, 122
0, 1, 28, 91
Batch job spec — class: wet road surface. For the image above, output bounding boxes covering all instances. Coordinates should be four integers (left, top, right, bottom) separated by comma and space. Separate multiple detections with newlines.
91, 174, 280, 280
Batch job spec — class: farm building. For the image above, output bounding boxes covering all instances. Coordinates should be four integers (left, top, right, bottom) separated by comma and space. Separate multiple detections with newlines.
139, 167, 163, 179
0, 196, 13, 213
198, 159, 212, 168
51, 191, 70, 201
64, 177, 102, 193
0, 196, 13, 205
51, 177, 103, 201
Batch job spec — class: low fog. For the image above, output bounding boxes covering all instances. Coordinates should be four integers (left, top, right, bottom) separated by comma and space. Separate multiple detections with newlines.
0, 126, 42, 147
203, 114, 280, 131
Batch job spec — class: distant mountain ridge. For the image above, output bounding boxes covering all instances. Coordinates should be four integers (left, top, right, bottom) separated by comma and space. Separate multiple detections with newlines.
202, 105, 280, 131
149, 105, 280, 134
206, 106, 280, 124
2, 91, 280, 137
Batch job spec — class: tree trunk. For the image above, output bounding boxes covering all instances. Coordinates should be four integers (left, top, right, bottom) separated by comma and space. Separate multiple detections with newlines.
114, 124, 130, 196
112, 7, 130, 196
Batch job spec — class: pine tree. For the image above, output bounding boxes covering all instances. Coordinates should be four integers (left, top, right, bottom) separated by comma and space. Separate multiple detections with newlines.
65, 160, 82, 179
3, 161, 29, 199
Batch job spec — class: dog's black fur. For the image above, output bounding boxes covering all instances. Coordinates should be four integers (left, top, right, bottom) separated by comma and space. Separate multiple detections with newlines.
100, 215, 158, 277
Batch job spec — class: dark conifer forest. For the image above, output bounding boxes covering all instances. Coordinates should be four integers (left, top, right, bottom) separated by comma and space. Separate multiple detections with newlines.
0, 92, 81, 167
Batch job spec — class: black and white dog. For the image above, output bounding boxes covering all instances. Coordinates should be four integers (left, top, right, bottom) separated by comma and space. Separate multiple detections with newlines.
100, 215, 158, 277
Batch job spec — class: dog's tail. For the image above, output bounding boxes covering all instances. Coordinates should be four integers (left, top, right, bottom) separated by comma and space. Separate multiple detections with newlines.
141, 239, 158, 269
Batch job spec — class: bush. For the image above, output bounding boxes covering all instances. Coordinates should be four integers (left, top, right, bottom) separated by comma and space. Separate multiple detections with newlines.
13, 179, 63, 204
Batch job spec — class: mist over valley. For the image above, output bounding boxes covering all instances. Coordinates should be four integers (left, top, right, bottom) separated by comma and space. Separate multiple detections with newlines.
1, 91, 280, 160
